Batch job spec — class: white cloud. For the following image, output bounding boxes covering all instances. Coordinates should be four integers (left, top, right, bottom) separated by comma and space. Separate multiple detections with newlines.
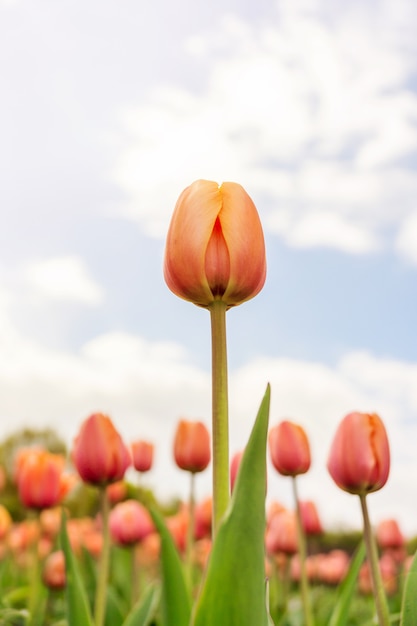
112, 0, 417, 259
24, 256, 104, 306
395, 211, 417, 265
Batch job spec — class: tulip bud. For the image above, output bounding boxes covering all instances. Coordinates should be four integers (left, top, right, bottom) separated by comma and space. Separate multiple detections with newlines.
376, 519, 405, 550
299, 500, 323, 536
266, 510, 298, 555
72, 413, 131, 486
131, 440, 154, 473
268, 421, 311, 477
327, 411, 390, 495
164, 179, 266, 309
43, 550, 66, 590
173, 419, 211, 473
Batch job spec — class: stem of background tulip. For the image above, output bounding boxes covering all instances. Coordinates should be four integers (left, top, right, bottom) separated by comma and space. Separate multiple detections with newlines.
292, 477, 314, 626
185, 471, 196, 591
359, 494, 390, 626
94, 487, 111, 626
209, 299, 229, 537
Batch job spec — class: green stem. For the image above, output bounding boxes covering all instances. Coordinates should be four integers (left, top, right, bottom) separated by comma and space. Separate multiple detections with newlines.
185, 471, 196, 591
209, 299, 229, 537
94, 487, 111, 626
359, 493, 391, 626
292, 477, 314, 626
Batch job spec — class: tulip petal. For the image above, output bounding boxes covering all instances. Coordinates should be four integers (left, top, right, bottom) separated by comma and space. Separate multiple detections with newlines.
164, 180, 221, 306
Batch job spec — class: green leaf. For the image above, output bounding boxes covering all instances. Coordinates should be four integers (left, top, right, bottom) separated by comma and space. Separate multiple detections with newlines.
328, 541, 366, 626
60, 510, 94, 626
191, 384, 271, 626
400, 550, 417, 626
122, 583, 160, 626
149, 507, 191, 626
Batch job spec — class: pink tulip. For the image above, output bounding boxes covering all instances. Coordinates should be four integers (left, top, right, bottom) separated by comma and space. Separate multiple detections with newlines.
269, 421, 311, 477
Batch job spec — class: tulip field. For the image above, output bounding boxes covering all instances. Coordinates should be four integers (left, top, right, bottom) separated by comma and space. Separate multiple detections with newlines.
0, 179, 416, 626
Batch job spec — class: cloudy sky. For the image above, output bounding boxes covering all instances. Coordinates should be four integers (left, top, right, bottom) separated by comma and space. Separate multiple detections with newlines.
1, 0, 417, 535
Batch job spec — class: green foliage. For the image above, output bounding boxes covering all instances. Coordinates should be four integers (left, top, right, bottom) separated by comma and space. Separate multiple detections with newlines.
400, 550, 417, 626
191, 385, 271, 626
59, 510, 94, 626
328, 541, 366, 626
149, 507, 191, 626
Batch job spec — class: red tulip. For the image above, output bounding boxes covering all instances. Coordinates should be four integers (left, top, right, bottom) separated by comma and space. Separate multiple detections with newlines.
131, 440, 154, 473
269, 421, 311, 477
327, 412, 390, 495
109, 500, 154, 546
164, 179, 266, 308
72, 413, 131, 486
173, 419, 211, 473
16, 449, 66, 509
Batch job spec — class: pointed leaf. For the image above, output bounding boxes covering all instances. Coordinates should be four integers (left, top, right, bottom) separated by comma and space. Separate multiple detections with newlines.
122, 583, 160, 626
400, 550, 417, 626
60, 510, 94, 626
191, 384, 271, 626
328, 541, 366, 626
149, 507, 191, 626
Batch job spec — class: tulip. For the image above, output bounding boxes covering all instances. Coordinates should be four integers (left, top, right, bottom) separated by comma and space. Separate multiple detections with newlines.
173, 420, 211, 474
327, 411, 390, 495
376, 519, 405, 550
327, 411, 391, 626
0, 504, 11, 540
131, 440, 154, 473
43, 550, 66, 590
16, 449, 66, 510
269, 421, 311, 477
72, 413, 131, 486
164, 179, 266, 309
109, 500, 154, 546
266, 510, 298, 556
299, 500, 323, 536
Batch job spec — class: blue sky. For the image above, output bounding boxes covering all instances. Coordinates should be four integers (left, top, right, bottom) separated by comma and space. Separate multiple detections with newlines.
1, 0, 417, 534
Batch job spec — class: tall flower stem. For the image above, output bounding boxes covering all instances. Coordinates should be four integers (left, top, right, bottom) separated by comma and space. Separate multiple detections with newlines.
94, 487, 111, 626
185, 471, 196, 591
292, 477, 314, 626
209, 299, 229, 537
359, 494, 390, 626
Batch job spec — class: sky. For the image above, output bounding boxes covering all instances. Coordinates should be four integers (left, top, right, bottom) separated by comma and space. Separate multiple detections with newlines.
1, 0, 417, 536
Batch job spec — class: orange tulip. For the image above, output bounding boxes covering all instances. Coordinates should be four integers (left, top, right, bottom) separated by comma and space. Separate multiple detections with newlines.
266, 510, 298, 555
164, 179, 266, 308
16, 449, 66, 509
269, 421, 311, 477
131, 440, 154, 473
173, 419, 211, 473
72, 413, 131, 486
327, 411, 390, 495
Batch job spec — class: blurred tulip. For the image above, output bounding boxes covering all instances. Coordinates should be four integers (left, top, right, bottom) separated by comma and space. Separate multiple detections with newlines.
376, 519, 405, 550
72, 413, 131, 486
39, 507, 62, 538
166, 506, 189, 553
164, 179, 266, 309
131, 440, 154, 473
230, 450, 244, 492
0, 504, 11, 540
269, 421, 311, 477
299, 500, 323, 536
109, 500, 154, 546
316, 550, 350, 586
266, 511, 298, 556
327, 412, 390, 495
194, 497, 212, 540
173, 420, 211, 473
43, 550, 66, 590
106, 480, 128, 505
16, 449, 66, 509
